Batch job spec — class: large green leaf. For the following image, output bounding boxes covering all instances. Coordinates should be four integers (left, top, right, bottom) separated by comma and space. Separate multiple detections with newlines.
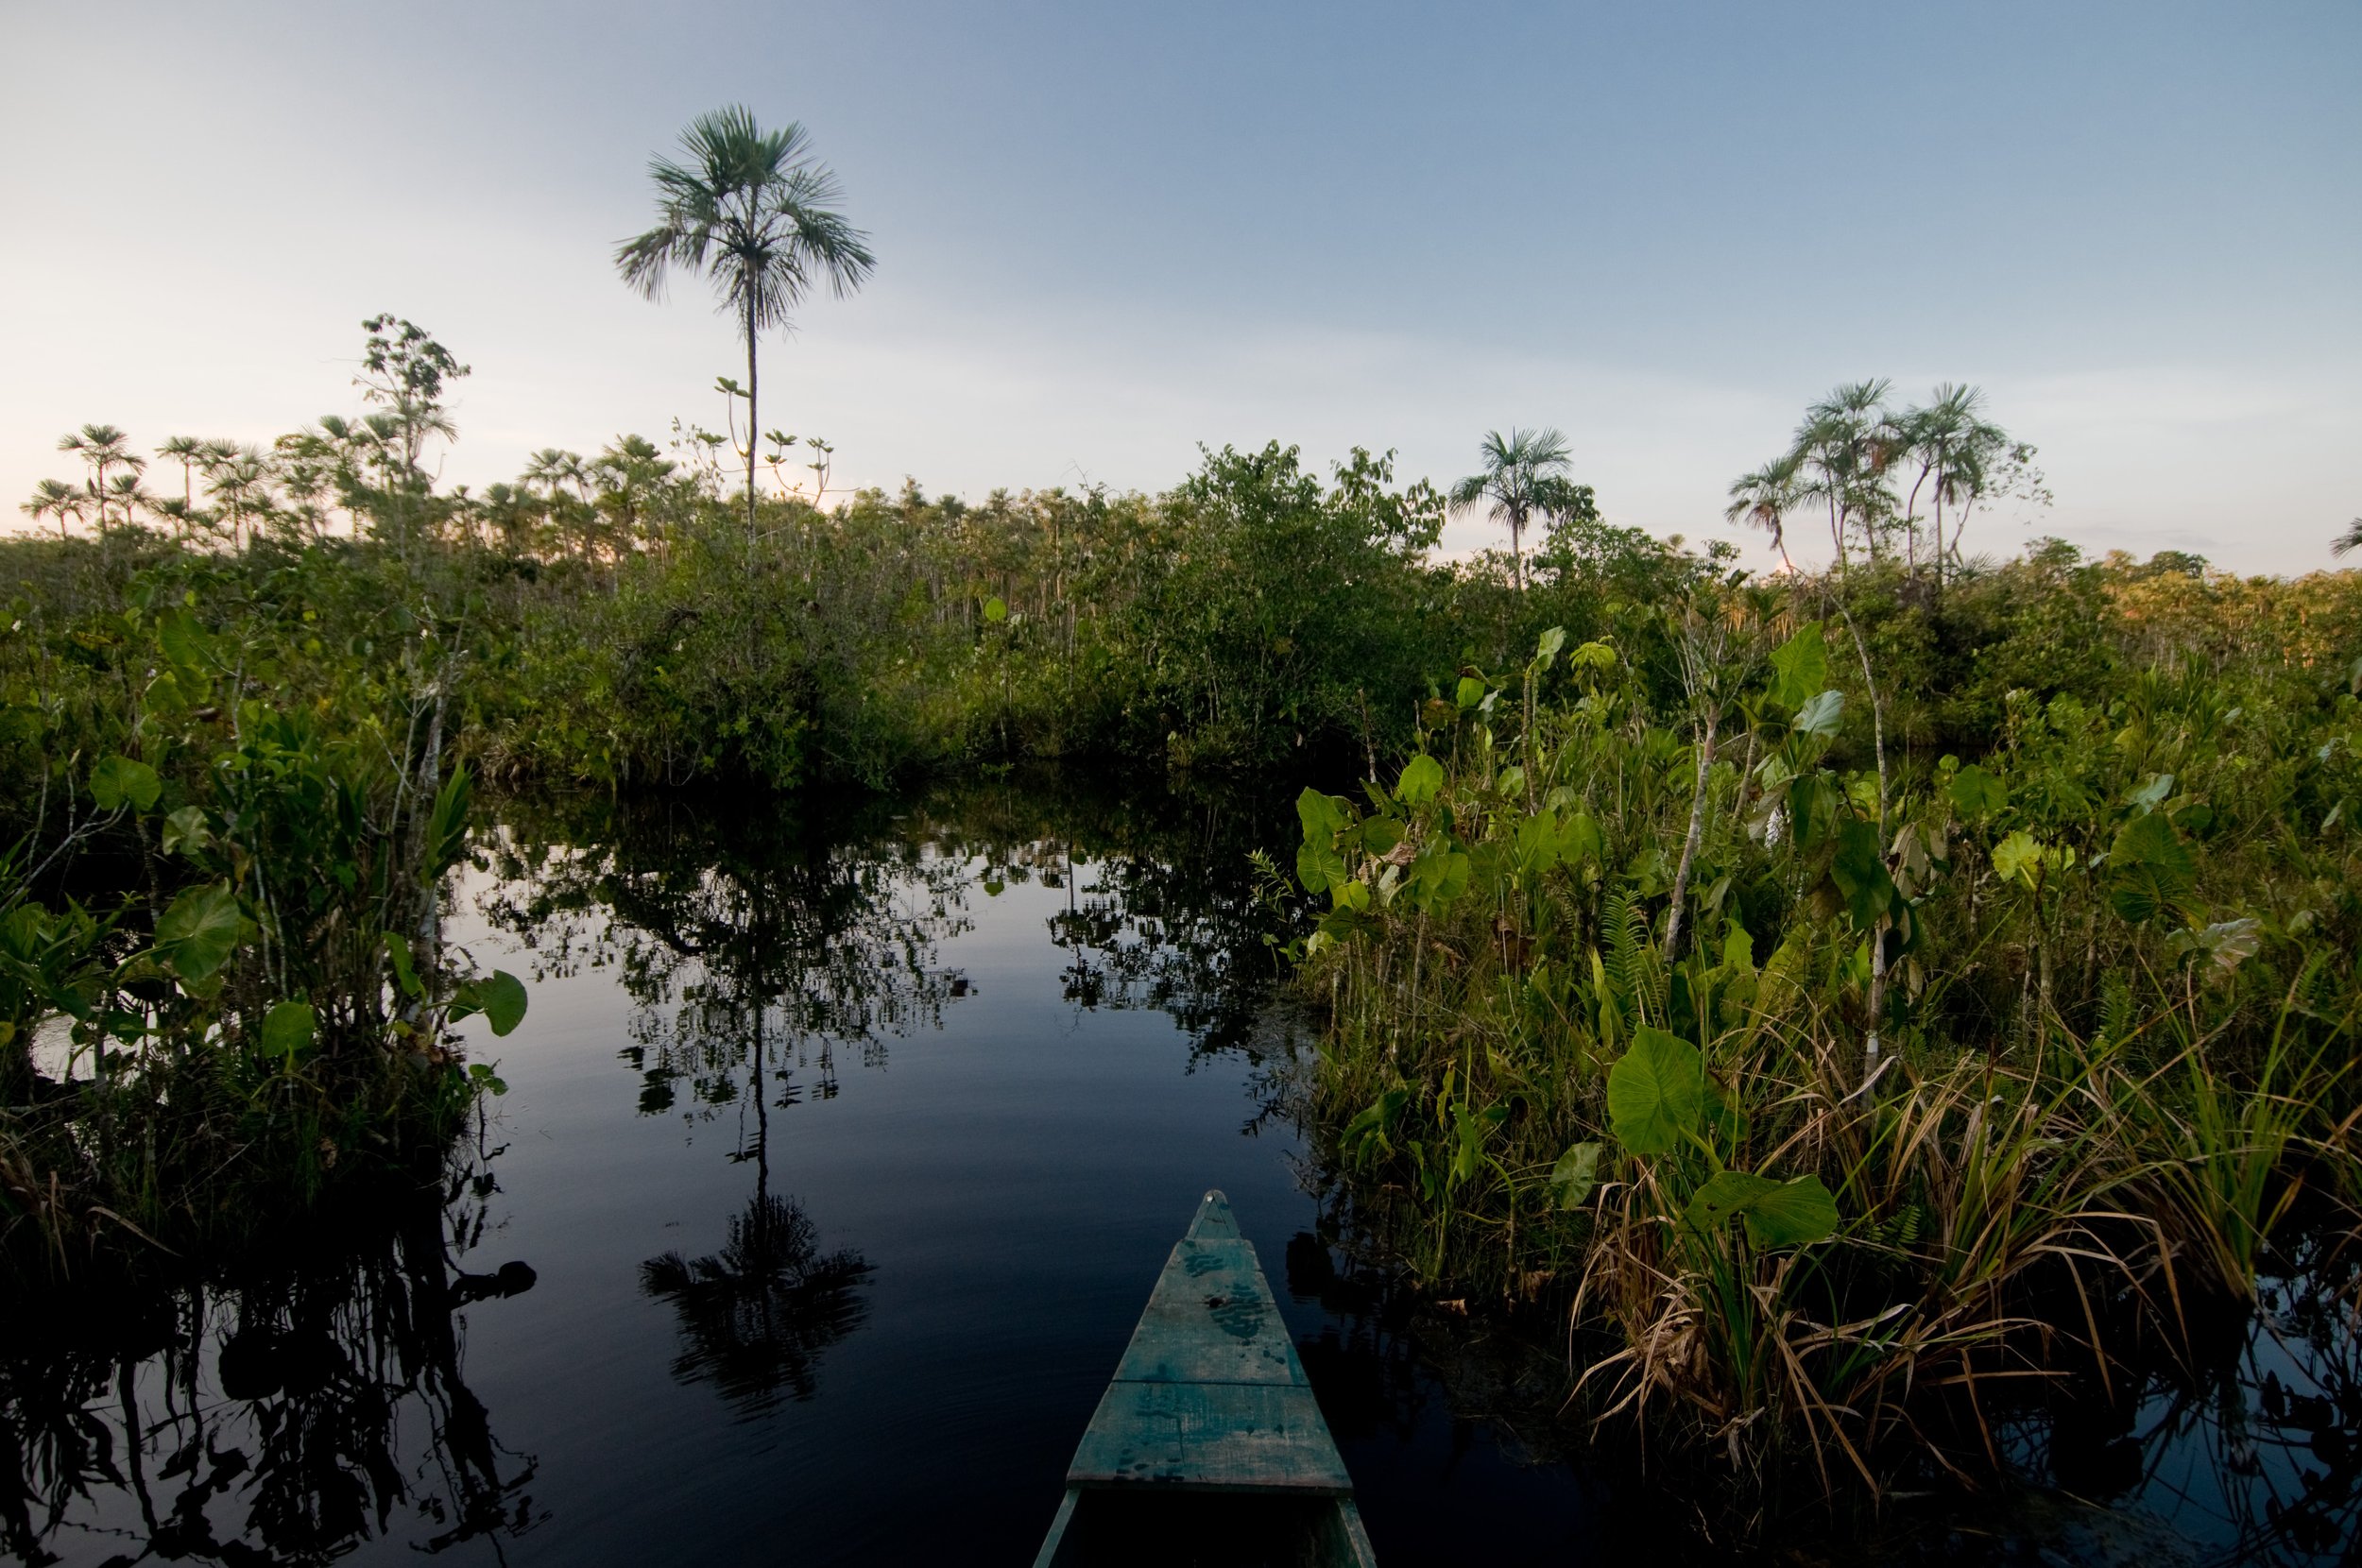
1792, 689, 1845, 738
156, 608, 210, 671
155, 883, 243, 982
1395, 753, 1445, 807
1768, 622, 1828, 711
1828, 815, 1896, 931
1992, 828, 2043, 886
384, 930, 423, 998
1605, 1026, 1704, 1154
1683, 1170, 1840, 1247
1787, 774, 1839, 850
1558, 810, 1603, 867
1294, 788, 1351, 893
90, 756, 162, 813
1947, 764, 2008, 820
1515, 811, 1562, 875
1548, 1142, 1602, 1209
260, 1000, 316, 1062
2108, 810, 2195, 925
476, 970, 528, 1036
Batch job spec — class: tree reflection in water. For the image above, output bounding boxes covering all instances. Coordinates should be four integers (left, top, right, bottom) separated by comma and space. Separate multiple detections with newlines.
476, 773, 1306, 1418
641, 1196, 872, 1416
0, 1149, 538, 1565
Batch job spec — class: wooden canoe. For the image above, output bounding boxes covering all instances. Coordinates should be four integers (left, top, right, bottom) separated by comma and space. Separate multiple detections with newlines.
1033, 1190, 1377, 1568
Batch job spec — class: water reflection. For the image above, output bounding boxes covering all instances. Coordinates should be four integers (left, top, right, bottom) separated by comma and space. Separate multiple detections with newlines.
1987, 1226, 2362, 1566
476, 772, 1299, 1123
641, 1194, 871, 1416
0, 1150, 537, 1565
15, 769, 2344, 1565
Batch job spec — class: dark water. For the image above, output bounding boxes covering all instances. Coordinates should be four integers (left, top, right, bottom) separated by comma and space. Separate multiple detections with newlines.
3, 775, 2355, 1566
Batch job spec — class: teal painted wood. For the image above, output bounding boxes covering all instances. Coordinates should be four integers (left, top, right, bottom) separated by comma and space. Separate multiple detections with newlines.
1031, 1490, 1081, 1568
1061, 1190, 1357, 1498
1330, 1499, 1378, 1566
1109, 1239, 1302, 1388
1066, 1378, 1351, 1493
1185, 1187, 1241, 1241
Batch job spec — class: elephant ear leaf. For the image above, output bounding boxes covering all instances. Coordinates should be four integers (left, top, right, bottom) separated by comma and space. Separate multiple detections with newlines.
448, 970, 530, 1036
1395, 753, 1445, 807
260, 1000, 316, 1062
1829, 816, 1896, 931
477, 970, 528, 1036
1767, 622, 1827, 711
1947, 764, 2007, 820
1605, 1026, 1704, 1154
91, 756, 162, 813
154, 883, 243, 982
1548, 1142, 1602, 1209
1792, 689, 1845, 738
2108, 810, 2195, 925
1683, 1170, 1840, 1247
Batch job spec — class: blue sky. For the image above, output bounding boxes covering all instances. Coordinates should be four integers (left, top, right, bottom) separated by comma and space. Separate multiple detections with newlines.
3, 1, 2355, 570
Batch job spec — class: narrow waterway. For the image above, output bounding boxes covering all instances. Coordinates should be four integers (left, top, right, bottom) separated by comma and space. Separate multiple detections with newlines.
2, 774, 2353, 1565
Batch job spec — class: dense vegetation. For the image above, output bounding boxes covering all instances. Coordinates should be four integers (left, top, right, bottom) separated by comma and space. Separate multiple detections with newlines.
8, 305, 2357, 1531
1287, 532, 2362, 1502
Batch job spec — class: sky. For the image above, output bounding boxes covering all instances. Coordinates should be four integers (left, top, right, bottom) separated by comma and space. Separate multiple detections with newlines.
2, 0, 2356, 572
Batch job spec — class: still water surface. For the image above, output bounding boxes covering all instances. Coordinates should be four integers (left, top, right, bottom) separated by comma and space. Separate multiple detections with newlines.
4, 775, 2354, 1565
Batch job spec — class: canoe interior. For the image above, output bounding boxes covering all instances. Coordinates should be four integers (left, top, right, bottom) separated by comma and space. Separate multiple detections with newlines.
1063, 1190, 1351, 1494
1035, 1489, 1374, 1568
1035, 1191, 1377, 1565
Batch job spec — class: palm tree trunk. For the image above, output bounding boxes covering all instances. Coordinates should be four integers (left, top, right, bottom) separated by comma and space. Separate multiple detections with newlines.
745, 286, 760, 557
1933, 488, 1945, 595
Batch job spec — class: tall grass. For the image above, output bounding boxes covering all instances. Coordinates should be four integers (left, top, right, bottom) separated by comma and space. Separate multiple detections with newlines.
1291, 585, 2362, 1494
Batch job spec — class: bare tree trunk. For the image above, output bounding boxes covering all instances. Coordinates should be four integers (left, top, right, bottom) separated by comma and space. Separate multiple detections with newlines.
1665, 714, 1718, 961
1833, 595, 1890, 1073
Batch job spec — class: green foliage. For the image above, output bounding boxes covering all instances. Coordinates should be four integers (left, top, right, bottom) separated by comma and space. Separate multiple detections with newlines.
1290, 559, 2362, 1489
1605, 1026, 1705, 1154
2106, 806, 2196, 924
1682, 1170, 1839, 1248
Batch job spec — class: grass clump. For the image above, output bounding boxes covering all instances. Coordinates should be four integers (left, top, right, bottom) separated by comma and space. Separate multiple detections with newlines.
1285, 580, 2362, 1497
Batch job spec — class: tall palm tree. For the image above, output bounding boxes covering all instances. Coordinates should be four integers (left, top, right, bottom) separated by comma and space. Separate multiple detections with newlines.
617, 106, 875, 554
1723, 452, 1805, 572
1790, 381, 1896, 572
106, 472, 152, 530
1450, 427, 1583, 590
58, 424, 141, 535
1895, 383, 1977, 576
158, 435, 206, 508
203, 443, 275, 548
20, 478, 84, 540
2335, 519, 2362, 557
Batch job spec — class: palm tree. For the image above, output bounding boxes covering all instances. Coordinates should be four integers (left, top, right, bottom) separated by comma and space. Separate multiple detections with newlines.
20, 478, 84, 540
1791, 381, 1896, 571
524, 448, 598, 559
1895, 383, 1977, 576
618, 106, 876, 554
106, 471, 153, 530
1449, 427, 1583, 590
58, 424, 141, 535
158, 435, 206, 508
2336, 519, 2362, 557
202, 443, 275, 548
1723, 452, 1805, 571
